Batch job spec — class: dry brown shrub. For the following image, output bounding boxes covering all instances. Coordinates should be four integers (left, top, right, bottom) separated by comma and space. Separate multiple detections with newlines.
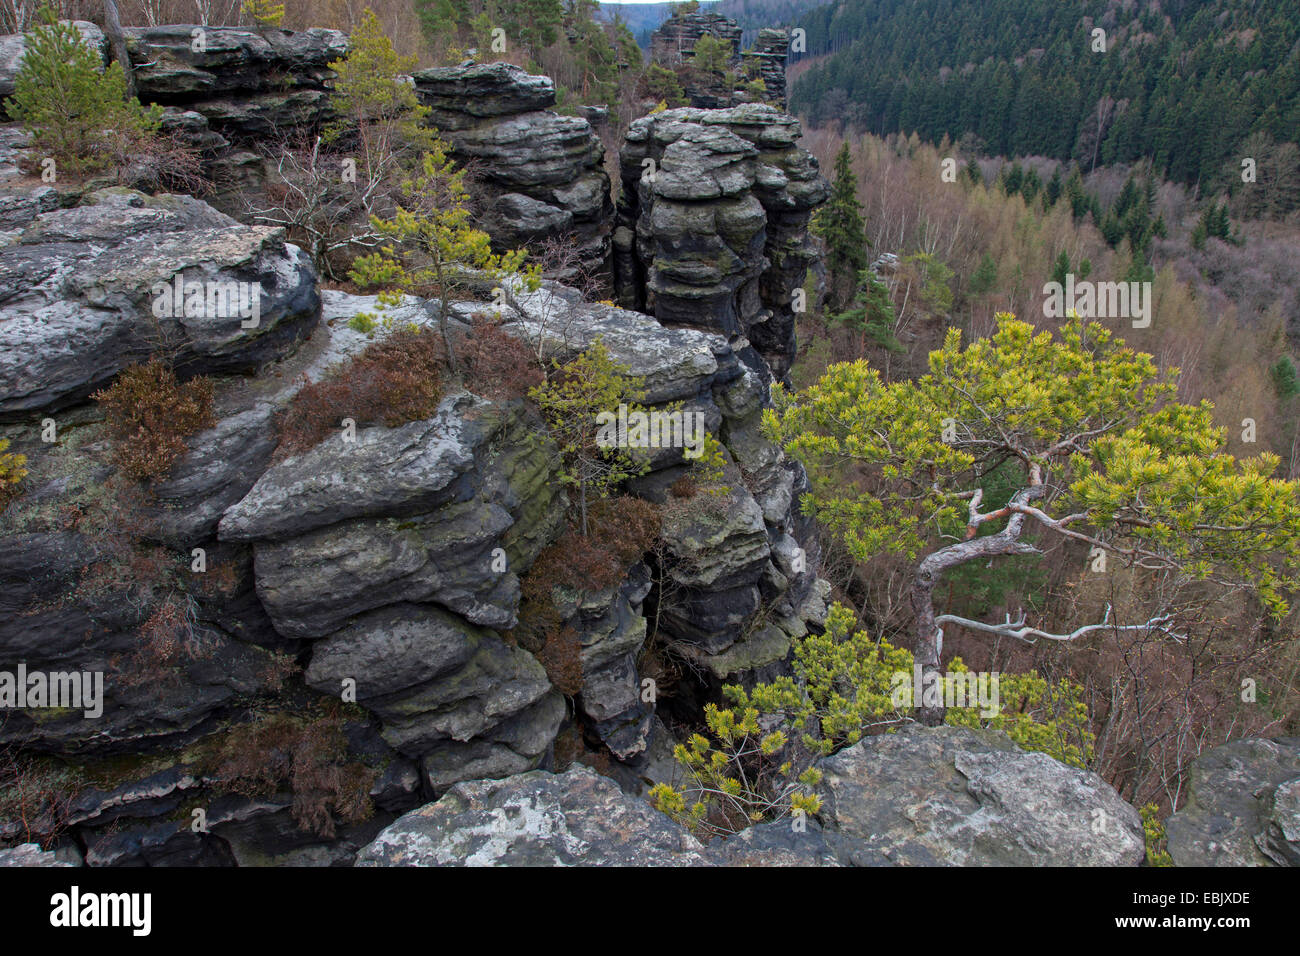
276, 326, 444, 458
457, 314, 543, 401
538, 624, 584, 697
519, 496, 663, 693
112, 591, 214, 689
204, 707, 375, 838
93, 358, 216, 483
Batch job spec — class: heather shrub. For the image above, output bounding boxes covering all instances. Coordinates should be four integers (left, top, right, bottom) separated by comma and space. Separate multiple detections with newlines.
203, 707, 375, 838
93, 359, 216, 483
457, 314, 543, 401
519, 496, 662, 693
276, 326, 444, 457
111, 591, 214, 690
0, 748, 80, 847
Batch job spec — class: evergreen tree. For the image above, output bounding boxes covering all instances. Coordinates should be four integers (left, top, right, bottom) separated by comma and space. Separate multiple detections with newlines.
813, 142, 871, 312
832, 269, 902, 354
5, 7, 161, 177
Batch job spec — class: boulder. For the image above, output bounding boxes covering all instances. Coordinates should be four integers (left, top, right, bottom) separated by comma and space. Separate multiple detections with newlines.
1165, 737, 1300, 866
0, 188, 319, 420
815, 726, 1146, 866
356, 765, 713, 866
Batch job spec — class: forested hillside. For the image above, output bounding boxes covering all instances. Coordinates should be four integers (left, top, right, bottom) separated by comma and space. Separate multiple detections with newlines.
790, 0, 1300, 194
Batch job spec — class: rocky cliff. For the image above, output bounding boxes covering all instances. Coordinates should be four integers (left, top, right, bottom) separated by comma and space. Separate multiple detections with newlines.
1, 22, 1276, 870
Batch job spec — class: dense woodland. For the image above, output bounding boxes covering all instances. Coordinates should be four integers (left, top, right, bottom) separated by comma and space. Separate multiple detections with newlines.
790, 0, 1300, 195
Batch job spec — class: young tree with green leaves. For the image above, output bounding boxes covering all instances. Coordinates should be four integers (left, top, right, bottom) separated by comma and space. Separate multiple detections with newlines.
350, 141, 527, 372
325, 8, 434, 187
5, 7, 161, 177
813, 142, 871, 312
766, 315, 1300, 724
529, 339, 650, 537
651, 600, 1093, 833
688, 33, 732, 78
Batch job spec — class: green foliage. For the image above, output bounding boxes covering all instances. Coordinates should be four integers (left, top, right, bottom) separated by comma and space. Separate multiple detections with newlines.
349, 141, 526, 367
0, 439, 28, 513
765, 314, 1300, 618
416, 0, 563, 59
1271, 357, 1300, 401
528, 339, 650, 536
967, 253, 998, 296
831, 268, 900, 352
325, 8, 434, 177
813, 143, 871, 312
902, 251, 953, 319
789, 0, 1300, 188
689, 33, 732, 76
241, 0, 285, 27
651, 601, 1094, 834
5, 7, 161, 177
643, 63, 686, 106
1140, 803, 1174, 866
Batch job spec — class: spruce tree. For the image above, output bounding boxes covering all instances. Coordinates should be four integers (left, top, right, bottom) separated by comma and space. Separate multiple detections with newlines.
813, 142, 871, 312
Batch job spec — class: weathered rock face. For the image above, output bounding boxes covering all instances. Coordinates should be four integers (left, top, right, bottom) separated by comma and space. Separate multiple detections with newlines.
501, 280, 825, 723
357, 765, 712, 866
0, 187, 320, 420
752, 29, 791, 109
123, 25, 347, 142
616, 105, 829, 379
1165, 737, 1300, 866
355, 763, 836, 866
412, 63, 614, 292
650, 12, 742, 69
815, 726, 1147, 866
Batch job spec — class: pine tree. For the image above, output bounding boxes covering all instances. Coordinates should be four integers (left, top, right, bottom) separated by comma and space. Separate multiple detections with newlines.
812, 142, 871, 312
5, 7, 161, 176
832, 268, 901, 355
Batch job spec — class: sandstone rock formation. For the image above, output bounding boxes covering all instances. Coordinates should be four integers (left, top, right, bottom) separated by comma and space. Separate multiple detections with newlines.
615, 104, 829, 379
412, 62, 613, 291
1165, 737, 1300, 866
649, 11, 790, 110
0, 188, 319, 420
124, 25, 347, 142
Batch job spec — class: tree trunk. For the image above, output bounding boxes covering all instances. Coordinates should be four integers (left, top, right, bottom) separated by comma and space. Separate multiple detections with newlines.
101, 0, 135, 99
911, 566, 945, 726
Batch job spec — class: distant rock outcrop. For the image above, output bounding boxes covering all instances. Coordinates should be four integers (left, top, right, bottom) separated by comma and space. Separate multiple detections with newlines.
649, 11, 790, 109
